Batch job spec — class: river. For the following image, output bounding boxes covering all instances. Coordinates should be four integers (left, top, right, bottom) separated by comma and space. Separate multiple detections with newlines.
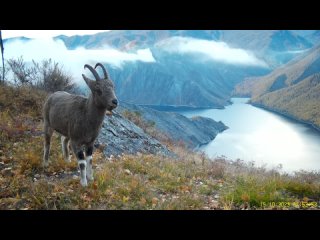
170, 98, 320, 173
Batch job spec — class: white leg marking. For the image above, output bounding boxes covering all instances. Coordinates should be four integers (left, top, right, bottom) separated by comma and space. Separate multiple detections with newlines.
43, 146, 49, 167
78, 160, 88, 187
86, 156, 94, 181
61, 136, 66, 157
61, 136, 71, 162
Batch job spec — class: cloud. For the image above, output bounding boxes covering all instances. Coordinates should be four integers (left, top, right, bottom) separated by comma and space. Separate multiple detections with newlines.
3, 38, 155, 85
156, 37, 268, 67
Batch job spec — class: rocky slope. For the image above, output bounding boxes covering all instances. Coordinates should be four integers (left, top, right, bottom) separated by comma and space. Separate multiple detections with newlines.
96, 111, 172, 157
117, 102, 228, 149
96, 101, 228, 156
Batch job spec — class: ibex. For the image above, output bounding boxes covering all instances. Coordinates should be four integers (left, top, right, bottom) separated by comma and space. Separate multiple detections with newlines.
43, 63, 118, 186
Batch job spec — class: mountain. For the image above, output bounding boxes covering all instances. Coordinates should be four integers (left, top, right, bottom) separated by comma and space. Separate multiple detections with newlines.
221, 30, 312, 52
235, 45, 320, 97
106, 53, 267, 108
308, 30, 320, 44
54, 30, 315, 108
56, 30, 313, 68
251, 73, 320, 128
3, 36, 31, 44
235, 45, 320, 129
56, 30, 312, 56
55, 30, 222, 50
220, 30, 313, 67
290, 30, 317, 38
56, 30, 280, 107
6, 30, 314, 108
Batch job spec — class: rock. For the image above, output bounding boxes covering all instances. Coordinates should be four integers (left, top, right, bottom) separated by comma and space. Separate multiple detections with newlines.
209, 200, 219, 209
124, 169, 131, 175
34, 174, 41, 178
1, 167, 13, 177
118, 102, 228, 149
152, 197, 159, 206
96, 166, 102, 171
95, 101, 227, 157
0, 161, 5, 170
214, 194, 219, 199
96, 111, 173, 157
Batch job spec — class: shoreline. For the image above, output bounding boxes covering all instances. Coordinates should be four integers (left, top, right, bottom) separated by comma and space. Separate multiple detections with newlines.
250, 102, 320, 133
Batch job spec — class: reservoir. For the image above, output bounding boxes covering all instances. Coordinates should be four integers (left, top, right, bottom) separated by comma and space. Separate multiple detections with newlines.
171, 98, 320, 173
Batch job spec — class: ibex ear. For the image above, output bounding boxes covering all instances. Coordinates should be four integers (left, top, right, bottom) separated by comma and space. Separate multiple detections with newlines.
82, 74, 97, 91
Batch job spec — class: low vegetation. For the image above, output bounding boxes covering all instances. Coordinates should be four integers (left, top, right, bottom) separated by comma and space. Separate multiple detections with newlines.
0, 84, 319, 210
1, 57, 75, 93
251, 73, 320, 128
122, 109, 173, 145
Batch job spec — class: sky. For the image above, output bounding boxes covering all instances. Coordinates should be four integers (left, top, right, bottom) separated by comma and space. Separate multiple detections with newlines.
1, 30, 110, 39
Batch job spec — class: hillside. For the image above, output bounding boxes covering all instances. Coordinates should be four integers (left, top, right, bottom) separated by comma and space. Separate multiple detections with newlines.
1, 84, 319, 210
236, 45, 320, 97
104, 56, 267, 108
251, 73, 320, 128
235, 45, 320, 129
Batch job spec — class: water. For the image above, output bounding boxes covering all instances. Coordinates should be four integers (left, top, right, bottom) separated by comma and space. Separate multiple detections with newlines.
168, 98, 320, 172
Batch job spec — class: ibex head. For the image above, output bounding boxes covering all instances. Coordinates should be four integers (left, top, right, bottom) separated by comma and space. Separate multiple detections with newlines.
82, 63, 118, 111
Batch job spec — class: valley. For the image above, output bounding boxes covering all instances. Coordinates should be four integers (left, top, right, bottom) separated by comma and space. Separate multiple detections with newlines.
1, 30, 320, 209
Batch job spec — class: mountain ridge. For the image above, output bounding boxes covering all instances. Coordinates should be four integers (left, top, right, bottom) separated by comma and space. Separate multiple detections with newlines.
234, 44, 320, 129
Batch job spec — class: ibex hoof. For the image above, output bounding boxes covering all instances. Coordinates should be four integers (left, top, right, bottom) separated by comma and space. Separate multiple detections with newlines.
87, 175, 94, 181
80, 179, 88, 187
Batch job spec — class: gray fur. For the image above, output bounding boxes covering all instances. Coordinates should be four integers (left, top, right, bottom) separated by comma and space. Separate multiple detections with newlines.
42, 63, 117, 186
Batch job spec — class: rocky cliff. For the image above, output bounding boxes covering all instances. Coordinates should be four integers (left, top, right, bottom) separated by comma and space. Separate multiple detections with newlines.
95, 102, 227, 157
117, 102, 228, 149
96, 111, 172, 157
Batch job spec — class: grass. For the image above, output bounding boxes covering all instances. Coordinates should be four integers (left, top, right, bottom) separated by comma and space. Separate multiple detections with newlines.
0, 84, 320, 210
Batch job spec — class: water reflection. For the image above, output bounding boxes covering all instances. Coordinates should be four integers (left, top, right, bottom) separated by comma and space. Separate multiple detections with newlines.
178, 98, 320, 172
